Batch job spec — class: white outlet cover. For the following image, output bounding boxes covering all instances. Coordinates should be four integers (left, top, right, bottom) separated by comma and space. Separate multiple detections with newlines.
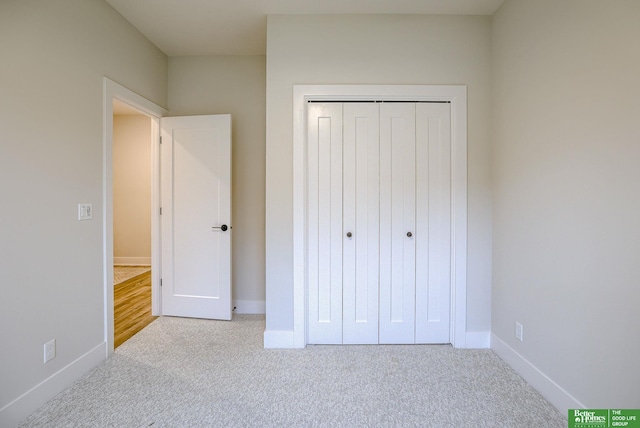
78, 203, 93, 220
515, 322, 523, 341
44, 339, 56, 363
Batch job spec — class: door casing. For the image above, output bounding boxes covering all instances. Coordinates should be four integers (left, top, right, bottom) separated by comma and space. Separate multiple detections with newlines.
103, 78, 167, 355
291, 84, 468, 349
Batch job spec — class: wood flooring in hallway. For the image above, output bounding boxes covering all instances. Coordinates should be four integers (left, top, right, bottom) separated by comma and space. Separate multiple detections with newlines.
114, 270, 156, 348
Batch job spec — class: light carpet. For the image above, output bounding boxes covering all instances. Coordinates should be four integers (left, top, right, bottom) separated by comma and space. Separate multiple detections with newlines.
19, 315, 566, 427
114, 266, 151, 285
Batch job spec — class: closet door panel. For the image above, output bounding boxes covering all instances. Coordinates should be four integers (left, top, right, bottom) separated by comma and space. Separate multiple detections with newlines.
343, 103, 380, 344
415, 103, 452, 343
308, 103, 343, 344
379, 103, 416, 344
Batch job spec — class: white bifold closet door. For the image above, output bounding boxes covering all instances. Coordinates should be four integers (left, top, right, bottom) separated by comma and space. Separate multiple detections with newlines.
307, 103, 344, 344
415, 103, 451, 344
378, 103, 416, 344
343, 103, 380, 344
307, 102, 451, 345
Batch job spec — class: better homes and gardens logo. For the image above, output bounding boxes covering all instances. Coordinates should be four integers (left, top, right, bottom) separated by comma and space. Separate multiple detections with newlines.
569, 410, 640, 428
571, 410, 608, 428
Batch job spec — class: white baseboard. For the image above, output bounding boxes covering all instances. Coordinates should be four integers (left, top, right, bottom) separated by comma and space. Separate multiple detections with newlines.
465, 331, 490, 348
0, 342, 106, 428
233, 300, 265, 314
113, 257, 151, 266
264, 330, 295, 348
491, 333, 583, 416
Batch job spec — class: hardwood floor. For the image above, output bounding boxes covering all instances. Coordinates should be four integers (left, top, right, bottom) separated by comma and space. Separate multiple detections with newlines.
114, 270, 157, 348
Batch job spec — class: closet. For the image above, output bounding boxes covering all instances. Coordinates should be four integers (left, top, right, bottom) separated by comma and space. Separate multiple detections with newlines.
307, 102, 452, 345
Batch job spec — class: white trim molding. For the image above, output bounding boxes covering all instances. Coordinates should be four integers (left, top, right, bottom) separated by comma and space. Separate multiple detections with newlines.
290, 85, 468, 349
0, 343, 105, 427
491, 333, 583, 415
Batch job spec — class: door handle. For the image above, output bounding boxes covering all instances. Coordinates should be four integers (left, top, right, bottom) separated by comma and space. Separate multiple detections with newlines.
346, 232, 352, 238
212, 224, 230, 232
406, 231, 412, 238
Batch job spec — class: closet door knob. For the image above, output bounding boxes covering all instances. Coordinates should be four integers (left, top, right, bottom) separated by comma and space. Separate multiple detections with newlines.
346, 232, 352, 238
406, 232, 412, 238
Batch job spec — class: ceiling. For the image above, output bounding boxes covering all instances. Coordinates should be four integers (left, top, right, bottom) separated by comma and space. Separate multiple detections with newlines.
105, 0, 506, 56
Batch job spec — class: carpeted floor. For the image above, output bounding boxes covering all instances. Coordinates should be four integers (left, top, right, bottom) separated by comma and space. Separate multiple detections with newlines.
19, 315, 566, 427
114, 265, 151, 284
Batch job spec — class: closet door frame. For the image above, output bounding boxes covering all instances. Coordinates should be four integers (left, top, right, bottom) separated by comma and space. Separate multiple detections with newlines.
292, 85, 468, 349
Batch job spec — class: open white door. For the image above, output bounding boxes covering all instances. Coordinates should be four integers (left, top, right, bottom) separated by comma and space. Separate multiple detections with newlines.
160, 115, 232, 320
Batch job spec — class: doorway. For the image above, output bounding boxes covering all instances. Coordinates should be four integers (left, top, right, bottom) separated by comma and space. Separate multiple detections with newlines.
103, 79, 233, 351
103, 78, 166, 355
112, 100, 154, 347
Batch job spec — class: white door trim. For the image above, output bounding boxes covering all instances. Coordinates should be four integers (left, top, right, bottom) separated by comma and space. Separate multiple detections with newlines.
292, 84, 468, 348
103, 77, 167, 355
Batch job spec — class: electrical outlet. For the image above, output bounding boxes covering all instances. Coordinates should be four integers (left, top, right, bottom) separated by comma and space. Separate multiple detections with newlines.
515, 322, 523, 342
44, 339, 56, 363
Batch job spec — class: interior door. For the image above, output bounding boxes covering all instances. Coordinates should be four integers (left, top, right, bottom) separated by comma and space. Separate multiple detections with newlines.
307, 103, 343, 343
415, 103, 451, 343
378, 103, 417, 344
342, 103, 380, 344
160, 115, 232, 320
306, 102, 452, 345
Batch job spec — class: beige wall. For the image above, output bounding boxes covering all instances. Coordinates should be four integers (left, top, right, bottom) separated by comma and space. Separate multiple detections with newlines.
168, 55, 266, 310
0, 0, 167, 424
265, 15, 493, 334
492, 0, 640, 408
113, 115, 152, 265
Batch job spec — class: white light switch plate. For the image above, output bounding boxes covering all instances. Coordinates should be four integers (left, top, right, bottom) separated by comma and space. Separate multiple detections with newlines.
78, 203, 92, 220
